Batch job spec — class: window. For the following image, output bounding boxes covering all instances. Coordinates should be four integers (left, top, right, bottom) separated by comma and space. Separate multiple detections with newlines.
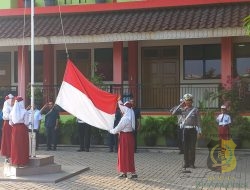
56, 49, 91, 84
94, 48, 128, 81
14, 51, 43, 83
94, 48, 113, 81
183, 44, 221, 80
234, 43, 250, 77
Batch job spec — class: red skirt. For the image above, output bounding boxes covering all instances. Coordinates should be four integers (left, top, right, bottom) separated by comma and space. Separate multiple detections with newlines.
218, 125, 230, 140
117, 132, 135, 173
1, 120, 12, 157
11, 124, 29, 166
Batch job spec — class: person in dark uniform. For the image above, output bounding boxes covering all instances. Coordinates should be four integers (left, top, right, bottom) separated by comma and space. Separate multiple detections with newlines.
77, 118, 91, 152
129, 98, 141, 153
170, 98, 185, 154
108, 107, 121, 152
172, 94, 201, 169
44, 102, 60, 151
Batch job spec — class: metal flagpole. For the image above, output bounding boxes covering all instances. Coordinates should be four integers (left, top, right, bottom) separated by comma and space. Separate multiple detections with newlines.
30, 0, 36, 157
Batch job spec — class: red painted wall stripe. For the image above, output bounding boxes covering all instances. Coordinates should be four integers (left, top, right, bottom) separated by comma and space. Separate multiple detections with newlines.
0, 0, 249, 17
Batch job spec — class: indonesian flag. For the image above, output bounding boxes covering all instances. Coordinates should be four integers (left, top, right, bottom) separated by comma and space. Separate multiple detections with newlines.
55, 59, 118, 131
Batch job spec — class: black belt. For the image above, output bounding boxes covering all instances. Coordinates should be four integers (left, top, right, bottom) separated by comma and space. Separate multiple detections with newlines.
219, 125, 229, 127
28, 129, 39, 132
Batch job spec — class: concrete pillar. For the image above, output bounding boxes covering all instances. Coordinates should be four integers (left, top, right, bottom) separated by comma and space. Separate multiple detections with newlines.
221, 37, 233, 89
128, 41, 138, 101
113, 41, 123, 95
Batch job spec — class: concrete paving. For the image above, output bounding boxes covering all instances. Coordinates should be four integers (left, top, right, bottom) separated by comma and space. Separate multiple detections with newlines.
0, 146, 249, 190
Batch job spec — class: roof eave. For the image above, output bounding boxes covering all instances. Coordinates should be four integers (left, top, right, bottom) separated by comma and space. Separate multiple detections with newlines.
0, 27, 246, 46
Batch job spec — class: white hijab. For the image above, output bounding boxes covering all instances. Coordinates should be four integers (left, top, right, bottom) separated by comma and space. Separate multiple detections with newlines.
2, 94, 14, 120
10, 99, 27, 125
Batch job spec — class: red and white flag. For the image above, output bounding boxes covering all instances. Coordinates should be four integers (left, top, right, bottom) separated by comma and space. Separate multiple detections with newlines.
55, 59, 118, 131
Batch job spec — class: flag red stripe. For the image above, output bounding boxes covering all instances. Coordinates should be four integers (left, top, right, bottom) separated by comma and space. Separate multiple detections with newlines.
63, 59, 118, 114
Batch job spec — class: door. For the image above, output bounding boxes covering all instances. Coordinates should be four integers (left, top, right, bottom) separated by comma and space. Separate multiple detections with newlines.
141, 46, 180, 109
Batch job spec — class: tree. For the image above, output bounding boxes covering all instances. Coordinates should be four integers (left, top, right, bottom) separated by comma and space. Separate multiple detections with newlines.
243, 15, 250, 35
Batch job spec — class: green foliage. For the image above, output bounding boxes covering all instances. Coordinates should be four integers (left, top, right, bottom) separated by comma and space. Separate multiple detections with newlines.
39, 120, 45, 135
59, 117, 78, 144
90, 62, 104, 87
26, 85, 43, 106
140, 116, 160, 138
158, 116, 178, 138
201, 111, 218, 141
90, 74, 104, 87
219, 87, 241, 117
198, 81, 250, 144
198, 89, 218, 112
243, 15, 250, 35
233, 116, 250, 139
60, 117, 77, 136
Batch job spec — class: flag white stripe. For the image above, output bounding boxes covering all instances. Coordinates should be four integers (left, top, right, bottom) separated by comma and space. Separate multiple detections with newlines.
56, 81, 115, 131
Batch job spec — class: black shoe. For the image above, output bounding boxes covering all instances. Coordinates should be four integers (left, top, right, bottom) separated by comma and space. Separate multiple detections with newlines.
179, 151, 184, 154
190, 165, 196, 169
128, 174, 138, 179
85, 149, 89, 152
53, 147, 57, 151
117, 173, 127, 178
183, 164, 190, 168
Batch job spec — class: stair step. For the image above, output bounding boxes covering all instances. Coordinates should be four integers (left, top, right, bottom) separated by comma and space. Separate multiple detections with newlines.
28, 155, 54, 166
4, 163, 62, 177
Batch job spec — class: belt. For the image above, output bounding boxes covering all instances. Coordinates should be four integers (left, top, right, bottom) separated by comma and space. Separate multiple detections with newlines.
184, 126, 195, 129
219, 125, 229, 127
28, 129, 39, 132
120, 131, 133, 133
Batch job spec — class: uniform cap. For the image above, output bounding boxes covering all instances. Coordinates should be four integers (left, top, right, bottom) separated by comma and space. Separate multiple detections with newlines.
221, 105, 226, 109
183, 93, 193, 101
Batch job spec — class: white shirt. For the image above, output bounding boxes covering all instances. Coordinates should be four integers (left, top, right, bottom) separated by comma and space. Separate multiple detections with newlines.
216, 113, 231, 126
110, 116, 133, 134
2, 101, 12, 120
9, 111, 29, 126
28, 109, 42, 130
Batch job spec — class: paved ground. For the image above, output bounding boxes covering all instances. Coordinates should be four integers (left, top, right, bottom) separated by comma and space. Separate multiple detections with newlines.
0, 146, 249, 190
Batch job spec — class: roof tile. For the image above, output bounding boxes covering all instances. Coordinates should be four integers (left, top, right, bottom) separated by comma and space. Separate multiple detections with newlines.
0, 2, 249, 39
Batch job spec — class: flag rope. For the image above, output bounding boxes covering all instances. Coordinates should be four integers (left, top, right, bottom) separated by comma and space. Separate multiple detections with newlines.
57, 0, 69, 59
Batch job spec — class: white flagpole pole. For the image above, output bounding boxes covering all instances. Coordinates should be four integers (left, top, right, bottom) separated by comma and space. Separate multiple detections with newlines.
30, 0, 36, 157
